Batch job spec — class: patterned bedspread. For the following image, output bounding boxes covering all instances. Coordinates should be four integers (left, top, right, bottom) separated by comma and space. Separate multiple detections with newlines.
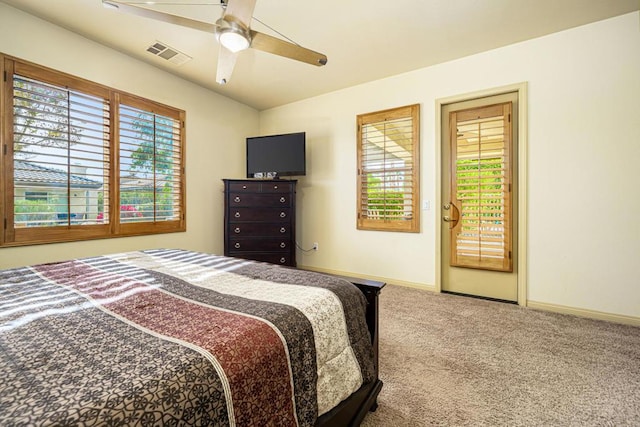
0, 249, 375, 426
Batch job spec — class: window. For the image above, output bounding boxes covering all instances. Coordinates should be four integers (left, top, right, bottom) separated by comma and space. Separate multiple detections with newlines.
449, 102, 512, 271
117, 96, 184, 232
1, 55, 185, 246
356, 104, 420, 232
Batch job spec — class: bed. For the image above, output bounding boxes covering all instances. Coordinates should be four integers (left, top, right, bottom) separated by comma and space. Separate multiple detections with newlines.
0, 249, 382, 426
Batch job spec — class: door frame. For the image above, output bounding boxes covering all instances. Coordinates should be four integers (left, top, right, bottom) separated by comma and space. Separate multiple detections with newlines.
435, 82, 528, 306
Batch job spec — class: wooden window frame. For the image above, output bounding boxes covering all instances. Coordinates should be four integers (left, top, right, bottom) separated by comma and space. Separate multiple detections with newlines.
357, 104, 420, 232
0, 54, 186, 247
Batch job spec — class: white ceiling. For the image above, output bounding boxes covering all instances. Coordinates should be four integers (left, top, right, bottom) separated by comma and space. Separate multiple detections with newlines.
2, 0, 637, 110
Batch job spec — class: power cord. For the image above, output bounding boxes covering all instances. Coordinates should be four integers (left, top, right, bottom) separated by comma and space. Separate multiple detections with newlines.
296, 242, 316, 252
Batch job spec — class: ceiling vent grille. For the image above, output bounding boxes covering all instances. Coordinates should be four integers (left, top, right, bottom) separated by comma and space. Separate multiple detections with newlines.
146, 41, 192, 66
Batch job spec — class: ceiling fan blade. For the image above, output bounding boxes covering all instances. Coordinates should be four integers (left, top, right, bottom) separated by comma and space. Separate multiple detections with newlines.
223, 0, 256, 28
249, 30, 327, 67
104, 1, 217, 33
216, 45, 238, 84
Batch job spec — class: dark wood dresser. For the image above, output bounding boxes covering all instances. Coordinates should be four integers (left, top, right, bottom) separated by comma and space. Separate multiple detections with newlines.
223, 179, 297, 266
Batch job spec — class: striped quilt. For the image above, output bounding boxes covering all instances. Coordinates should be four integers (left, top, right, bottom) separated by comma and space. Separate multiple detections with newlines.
0, 249, 375, 426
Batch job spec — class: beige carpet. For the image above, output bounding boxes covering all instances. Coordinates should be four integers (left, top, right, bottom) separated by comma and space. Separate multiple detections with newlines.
360, 285, 640, 426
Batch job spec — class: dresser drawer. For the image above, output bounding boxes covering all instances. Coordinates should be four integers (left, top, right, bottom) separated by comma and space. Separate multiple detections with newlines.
228, 207, 291, 222
227, 181, 293, 193
261, 182, 293, 193
229, 238, 291, 251
229, 193, 292, 207
229, 252, 291, 266
228, 181, 262, 192
228, 223, 291, 237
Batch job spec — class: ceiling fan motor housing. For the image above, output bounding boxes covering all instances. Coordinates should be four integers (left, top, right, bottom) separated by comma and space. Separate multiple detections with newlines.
215, 17, 251, 52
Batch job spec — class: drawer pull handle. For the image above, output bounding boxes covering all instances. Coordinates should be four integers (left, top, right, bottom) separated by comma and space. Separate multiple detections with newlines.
234, 242, 241, 249
242, 185, 247, 189
274, 185, 278, 189
280, 257, 286, 264
234, 212, 241, 218
279, 197, 286, 203
234, 227, 241, 234
234, 196, 241, 203
280, 242, 286, 248
280, 212, 286, 218
280, 227, 286, 233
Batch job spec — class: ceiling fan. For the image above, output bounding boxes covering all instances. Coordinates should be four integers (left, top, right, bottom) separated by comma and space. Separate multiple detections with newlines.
102, 0, 328, 84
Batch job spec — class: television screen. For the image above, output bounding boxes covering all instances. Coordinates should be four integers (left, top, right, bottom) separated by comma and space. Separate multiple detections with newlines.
246, 132, 306, 178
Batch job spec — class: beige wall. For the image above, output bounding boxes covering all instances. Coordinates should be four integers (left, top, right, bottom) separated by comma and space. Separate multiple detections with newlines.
0, 3, 258, 269
259, 12, 640, 318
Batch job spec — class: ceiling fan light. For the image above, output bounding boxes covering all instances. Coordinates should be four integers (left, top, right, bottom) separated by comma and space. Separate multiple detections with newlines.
219, 30, 250, 53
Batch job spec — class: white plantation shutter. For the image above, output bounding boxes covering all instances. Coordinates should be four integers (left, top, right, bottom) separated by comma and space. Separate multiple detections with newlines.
357, 104, 420, 232
118, 98, 184, 226
450, 103, 512, 271
12, 75, 110, 228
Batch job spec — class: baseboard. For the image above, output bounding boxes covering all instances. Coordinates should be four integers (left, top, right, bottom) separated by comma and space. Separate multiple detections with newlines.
527, 300, 640, 327
299, 265, 638, 327
298, 265, 436, 292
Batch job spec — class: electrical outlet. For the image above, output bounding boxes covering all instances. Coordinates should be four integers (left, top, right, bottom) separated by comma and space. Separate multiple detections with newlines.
312, 242, 318, 251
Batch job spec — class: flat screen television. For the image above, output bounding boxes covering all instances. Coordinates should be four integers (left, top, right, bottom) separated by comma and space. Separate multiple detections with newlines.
246, 132, 306, 178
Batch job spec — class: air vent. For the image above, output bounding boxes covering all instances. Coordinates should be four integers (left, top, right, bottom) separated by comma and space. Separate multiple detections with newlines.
146, 41, 192, 66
